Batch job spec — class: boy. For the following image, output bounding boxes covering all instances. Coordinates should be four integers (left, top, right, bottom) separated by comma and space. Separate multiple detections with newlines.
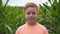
16, 2, 49, 34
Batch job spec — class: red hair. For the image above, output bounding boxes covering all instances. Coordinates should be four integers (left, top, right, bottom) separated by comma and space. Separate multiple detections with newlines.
24, 2, 38, 11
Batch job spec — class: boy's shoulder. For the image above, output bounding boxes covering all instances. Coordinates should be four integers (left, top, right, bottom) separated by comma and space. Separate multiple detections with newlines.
38, 23, 47, 30
38, 23, 48, 34
16, 24, 25, 34
17, 24, 26, 30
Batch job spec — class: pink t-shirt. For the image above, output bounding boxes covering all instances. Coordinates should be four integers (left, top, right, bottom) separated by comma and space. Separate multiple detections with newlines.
16, 23, 49, 34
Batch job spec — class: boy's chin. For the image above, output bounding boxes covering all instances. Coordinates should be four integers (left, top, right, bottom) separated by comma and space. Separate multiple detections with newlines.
28, 20, 35, 23
26, 19, 36, 22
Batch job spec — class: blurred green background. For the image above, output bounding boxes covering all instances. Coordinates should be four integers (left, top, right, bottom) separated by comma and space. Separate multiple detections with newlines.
0, 0, 60, 34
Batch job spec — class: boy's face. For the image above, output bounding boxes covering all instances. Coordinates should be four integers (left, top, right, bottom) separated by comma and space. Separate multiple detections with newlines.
25, 7, 39, 24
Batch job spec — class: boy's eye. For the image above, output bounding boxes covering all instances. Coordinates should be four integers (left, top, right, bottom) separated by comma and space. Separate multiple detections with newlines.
32, 12, 36, 14
27, 12, 36, 15
26, 12, 36, 15
27, 12, 30, 15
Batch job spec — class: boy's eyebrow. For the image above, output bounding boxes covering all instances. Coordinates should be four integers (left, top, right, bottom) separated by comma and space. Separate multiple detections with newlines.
27, 9, 36, 11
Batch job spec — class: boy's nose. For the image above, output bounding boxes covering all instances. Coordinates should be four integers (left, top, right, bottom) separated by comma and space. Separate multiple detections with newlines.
30, 13, 33, 17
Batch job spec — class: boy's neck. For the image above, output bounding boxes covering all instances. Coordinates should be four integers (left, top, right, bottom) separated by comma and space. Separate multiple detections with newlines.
26, 21, 37, 26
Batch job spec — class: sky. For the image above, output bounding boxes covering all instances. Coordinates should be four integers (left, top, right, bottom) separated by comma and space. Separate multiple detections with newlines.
2, 0, 51, 6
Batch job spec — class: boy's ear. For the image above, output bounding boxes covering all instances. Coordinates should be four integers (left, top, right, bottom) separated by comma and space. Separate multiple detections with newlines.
38, 11, 40, 16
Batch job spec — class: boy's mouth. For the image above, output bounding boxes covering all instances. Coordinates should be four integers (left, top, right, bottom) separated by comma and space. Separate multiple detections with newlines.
29, 18, 34, 20
29, 17, 35, 20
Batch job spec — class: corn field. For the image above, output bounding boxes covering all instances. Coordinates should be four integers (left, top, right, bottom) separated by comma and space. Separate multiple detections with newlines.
0, 0, 60, 34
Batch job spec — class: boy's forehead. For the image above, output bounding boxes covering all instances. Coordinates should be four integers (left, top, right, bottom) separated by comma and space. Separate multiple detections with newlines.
26, 7, 37, 11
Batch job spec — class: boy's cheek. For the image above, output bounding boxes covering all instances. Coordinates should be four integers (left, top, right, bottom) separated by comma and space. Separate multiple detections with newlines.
25, 15, 38, 20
